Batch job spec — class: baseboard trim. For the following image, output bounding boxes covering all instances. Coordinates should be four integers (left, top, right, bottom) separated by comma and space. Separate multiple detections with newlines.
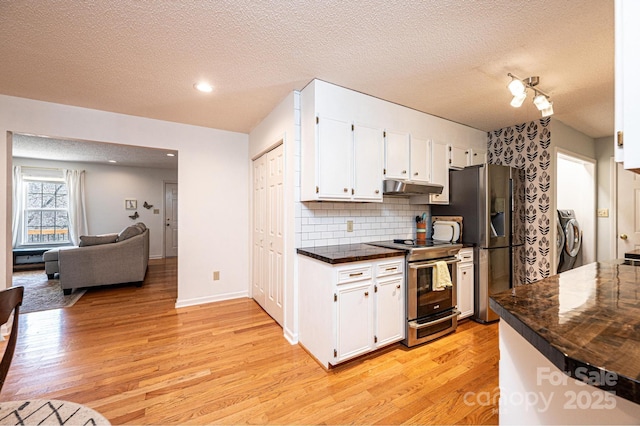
284, 328, 298, 345
174, 291, 249, 309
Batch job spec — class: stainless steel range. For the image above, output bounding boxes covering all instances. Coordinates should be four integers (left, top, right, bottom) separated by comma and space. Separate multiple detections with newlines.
368, 239, 463, 347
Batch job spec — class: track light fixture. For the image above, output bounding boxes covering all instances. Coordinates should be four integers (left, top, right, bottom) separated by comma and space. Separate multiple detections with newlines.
507, 73, 554, 117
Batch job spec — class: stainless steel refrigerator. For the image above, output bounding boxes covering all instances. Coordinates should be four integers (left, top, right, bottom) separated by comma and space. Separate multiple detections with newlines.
432, 164, 525, 323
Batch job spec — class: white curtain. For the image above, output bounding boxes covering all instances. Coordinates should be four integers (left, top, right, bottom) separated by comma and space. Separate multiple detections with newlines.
11, 166, 23, 248
64, 169, 88, 246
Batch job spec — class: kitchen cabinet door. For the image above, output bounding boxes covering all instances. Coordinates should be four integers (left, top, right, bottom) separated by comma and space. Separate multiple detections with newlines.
317, 115, 353, 199
448, 145, 467, 170
353, 124, 384, 201
336, 281, 375, 362
457, 262, 474, 319
467, 148, 487, 166
615, 0, 640, 172
375, 275, 404, 346
410, 137, 430, 183
384, 130, 410, 180
430, 141, 449, 204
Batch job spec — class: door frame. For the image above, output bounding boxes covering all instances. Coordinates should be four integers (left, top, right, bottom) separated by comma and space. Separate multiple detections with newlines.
553, 148, 597, 273
163, 180, 178, 258
611, 157, 619, 258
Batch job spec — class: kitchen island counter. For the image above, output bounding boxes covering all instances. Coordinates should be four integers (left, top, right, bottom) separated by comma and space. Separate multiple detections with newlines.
296, 244, 405, 264
490, 260, 640, 423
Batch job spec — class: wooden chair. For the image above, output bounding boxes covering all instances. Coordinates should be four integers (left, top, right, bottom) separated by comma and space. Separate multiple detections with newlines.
0, 286, 24, 391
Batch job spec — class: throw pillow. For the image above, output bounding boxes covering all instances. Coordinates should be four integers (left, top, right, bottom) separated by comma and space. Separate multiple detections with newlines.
118, 225, 143, 241
79, 233, 119, 247
134, 222, 147, 232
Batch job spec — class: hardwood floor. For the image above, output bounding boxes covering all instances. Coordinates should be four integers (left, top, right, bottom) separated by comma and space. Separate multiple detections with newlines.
2, 258, 499, 424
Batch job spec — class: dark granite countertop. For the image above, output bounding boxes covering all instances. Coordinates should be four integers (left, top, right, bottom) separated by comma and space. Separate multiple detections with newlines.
490, 260, 640, 405
297, 244, 405, 264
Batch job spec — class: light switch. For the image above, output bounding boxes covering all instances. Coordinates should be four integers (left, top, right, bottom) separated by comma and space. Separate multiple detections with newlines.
153, 209, 160, 214
597, 208, 609, 218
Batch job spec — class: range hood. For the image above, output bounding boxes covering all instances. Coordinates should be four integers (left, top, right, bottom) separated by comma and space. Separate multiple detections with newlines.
382, 179, 443, 196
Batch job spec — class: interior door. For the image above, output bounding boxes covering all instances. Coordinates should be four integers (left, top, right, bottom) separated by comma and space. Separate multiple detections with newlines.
164, 182, 178, 257
252, 144, 284, 326
265, 144, 284, 325
617, 163, 640, 256
252, 155, 266, 306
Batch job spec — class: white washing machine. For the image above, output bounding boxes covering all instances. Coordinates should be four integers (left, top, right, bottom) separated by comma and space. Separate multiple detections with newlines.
555, 214, 565, 270
557, 209, 582, 272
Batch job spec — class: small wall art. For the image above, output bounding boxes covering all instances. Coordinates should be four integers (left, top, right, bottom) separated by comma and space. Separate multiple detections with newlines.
125, 199, 137, 210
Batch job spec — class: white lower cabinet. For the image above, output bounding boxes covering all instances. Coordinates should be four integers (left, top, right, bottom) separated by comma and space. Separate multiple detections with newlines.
298, 255, 405, 368
336, 280, 374, 362
375, 274, 404, 346
457, 248, 474, 319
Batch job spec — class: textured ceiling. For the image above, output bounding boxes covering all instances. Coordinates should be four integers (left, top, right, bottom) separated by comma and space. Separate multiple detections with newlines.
0, 0, 613, 140
12, 134, 178, 169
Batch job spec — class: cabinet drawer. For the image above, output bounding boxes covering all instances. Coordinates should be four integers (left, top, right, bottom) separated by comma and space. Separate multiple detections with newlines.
376, 259, 404, 277
457, 248, 473, 263
337, 265, 372, 284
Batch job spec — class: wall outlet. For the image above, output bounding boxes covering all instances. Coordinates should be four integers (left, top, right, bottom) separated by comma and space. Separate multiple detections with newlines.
346, 220, 354, 232
597, 208, 609, 218
213, 271, 220, 281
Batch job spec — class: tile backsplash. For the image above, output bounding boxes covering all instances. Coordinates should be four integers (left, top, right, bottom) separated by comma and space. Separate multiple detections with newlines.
297, 198, 430, 247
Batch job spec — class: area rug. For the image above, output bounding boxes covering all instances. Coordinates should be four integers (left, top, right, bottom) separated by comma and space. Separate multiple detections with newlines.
12, 270, 86, 314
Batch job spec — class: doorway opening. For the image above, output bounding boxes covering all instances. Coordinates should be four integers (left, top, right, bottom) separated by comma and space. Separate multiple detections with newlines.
164, 182, 178, 257
555, 150, 596, 273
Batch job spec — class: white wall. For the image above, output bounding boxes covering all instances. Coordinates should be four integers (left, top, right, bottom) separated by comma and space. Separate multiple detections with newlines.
12, 157, 176, 259
551, 120, 596, 158
594, 136, 615, 261
0, 95, 249, 308
248, 91, 298, 343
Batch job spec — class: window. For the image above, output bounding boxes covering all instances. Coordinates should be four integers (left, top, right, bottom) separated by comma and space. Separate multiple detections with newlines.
23, 179, 70, 244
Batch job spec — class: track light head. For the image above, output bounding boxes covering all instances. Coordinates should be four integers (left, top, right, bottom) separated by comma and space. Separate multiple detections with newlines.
533, 92, 551, 111
541, 102, 554, 117
508, 77, 526, 96
510, 92, 526, 108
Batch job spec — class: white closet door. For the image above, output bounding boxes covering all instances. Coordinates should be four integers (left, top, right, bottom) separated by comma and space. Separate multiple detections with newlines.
252, 154, 266, 307
265, 144, 284, 325
252, 143, 284, 326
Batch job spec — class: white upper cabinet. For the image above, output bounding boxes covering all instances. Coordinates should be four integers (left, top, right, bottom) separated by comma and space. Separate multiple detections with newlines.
467, 147, 487, 166
384, 130, 411, 180
410, 136, 431, 183
300, 80, 487, 201
615, 0, 640, 172
301, 81, 383, 202
385, 131, 431, 183
448, 145, 467, 170
316, 115, 353, 199
430, 141, 449, 204
353, 123, 384, 200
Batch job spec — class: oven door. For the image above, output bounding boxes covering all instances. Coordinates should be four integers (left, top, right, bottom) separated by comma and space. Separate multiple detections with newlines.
407, 257, 459, 320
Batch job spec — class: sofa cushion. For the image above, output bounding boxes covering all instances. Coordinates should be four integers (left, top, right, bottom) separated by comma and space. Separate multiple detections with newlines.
79, 233, 119, 247
118, 224, 143, 241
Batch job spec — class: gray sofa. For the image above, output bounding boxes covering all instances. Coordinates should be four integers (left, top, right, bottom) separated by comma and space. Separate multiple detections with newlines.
45, 223, 150, 295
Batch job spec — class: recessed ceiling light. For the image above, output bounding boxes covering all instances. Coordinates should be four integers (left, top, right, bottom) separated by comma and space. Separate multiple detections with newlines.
194, 82, 213, 93
108, 160, 117, 163
166, 153, 175, 157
